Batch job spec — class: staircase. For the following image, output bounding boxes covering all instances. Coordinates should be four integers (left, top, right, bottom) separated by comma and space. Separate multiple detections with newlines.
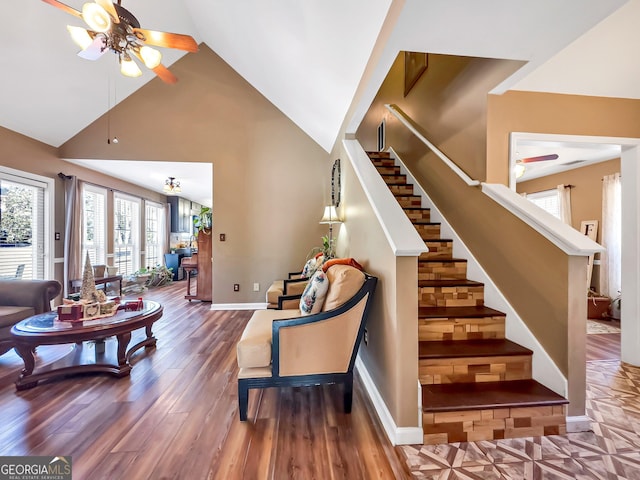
368, 151, 568, 445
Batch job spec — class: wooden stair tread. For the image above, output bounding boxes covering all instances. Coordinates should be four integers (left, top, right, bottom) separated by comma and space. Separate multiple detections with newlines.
418, 279, 482, 288
422, 379, 568, 412
419, 257, 466, 264
419, 339, 532, 359
419, 305, 505, 318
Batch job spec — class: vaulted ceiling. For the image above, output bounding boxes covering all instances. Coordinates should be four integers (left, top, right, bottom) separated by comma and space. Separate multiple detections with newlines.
1, 0, 637, 193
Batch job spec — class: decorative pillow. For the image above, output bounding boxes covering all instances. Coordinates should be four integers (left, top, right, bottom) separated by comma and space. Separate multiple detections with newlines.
322, 257, 363, 273
322, 265, 366, 312
299, 270, 329, 315
301, 253, 325, 278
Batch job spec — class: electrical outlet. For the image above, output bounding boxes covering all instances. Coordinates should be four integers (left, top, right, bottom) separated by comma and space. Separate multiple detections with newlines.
253, 283, 260, 292
364, 328, 368, 345
233, 283, 239, 292
220, 233, 226, 241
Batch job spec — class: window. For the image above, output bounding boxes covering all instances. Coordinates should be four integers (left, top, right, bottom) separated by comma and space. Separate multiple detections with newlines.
145, 201, 164, 269
526, 189, 561, 220
0, 170, 50, 279
82, 184, 107, 267
114, 193, 140, 276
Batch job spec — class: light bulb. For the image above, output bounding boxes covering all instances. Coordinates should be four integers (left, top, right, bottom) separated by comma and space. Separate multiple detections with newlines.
120, 55, 142, 78
82, 3, 111, 33
140, 46, 162, 69
67, 25, 93, 50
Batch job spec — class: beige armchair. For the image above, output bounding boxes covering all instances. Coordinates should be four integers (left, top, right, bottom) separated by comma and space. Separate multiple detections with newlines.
237, 265, 377, 421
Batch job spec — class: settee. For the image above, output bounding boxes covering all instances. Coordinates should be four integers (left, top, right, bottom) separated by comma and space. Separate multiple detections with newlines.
0, 279, 62, 356
237, 263, 377, 421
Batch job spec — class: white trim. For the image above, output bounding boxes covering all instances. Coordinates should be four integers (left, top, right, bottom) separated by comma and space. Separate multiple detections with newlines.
481, 183, 603, 256
566, 415, 591, 433
54, 257, 64, 263
355, 355, 423, 445
390, 148, 568, 397
384, 104, 480, 187
343, 139, 427, 257
210, 302, 268, 311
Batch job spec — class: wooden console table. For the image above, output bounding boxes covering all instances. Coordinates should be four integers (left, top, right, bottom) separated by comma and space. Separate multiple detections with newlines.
70, 275, 123, 296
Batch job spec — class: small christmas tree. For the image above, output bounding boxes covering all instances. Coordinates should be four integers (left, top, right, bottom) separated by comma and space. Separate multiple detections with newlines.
80, 252, 99, 302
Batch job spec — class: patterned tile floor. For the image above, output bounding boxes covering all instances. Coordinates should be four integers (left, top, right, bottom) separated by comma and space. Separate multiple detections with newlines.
399, 360, 640, 479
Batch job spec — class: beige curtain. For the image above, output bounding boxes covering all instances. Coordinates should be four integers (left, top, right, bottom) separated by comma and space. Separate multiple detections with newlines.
557, 184, 572, 225
62, 175, 83, 297
600, 173, 622, 299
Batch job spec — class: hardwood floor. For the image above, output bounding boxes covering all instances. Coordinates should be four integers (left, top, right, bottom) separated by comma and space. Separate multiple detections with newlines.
586, 319, 621, 361
0, 280, 408, 479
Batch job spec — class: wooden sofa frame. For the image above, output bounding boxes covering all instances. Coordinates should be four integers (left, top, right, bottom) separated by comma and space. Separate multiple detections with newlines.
238, 273, 377, 421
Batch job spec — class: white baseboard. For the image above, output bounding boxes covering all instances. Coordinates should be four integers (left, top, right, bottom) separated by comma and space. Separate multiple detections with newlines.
355, 356, 423, 445
210, 303, 268, 311
566, 415, 591, 433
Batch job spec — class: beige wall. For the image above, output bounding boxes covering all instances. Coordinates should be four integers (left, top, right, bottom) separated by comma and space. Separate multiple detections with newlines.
337, 153, 419, 428
59, 45, 331, 303
518, 159, 621, 290
487, 91, 640, 184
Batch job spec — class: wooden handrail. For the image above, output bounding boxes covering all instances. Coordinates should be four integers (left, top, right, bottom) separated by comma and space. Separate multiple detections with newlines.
384, 104, 481, 187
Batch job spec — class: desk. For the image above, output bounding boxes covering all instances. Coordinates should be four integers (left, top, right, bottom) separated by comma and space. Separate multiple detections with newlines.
70, 275, 123, 296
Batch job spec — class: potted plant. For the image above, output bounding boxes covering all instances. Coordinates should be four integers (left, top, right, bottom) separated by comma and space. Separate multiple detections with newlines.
194, 206, 212, 234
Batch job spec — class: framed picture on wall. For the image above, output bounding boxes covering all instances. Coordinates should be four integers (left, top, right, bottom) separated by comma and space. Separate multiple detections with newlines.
404, 52, 428, 96
377, 119, 385, 152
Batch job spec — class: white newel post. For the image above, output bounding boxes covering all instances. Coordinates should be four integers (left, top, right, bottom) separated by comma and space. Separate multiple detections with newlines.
621, 146, 640, 366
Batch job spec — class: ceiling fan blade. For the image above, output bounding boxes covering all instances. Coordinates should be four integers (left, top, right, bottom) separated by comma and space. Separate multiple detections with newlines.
133, 28, 198, 52
42, 0, 82, 18
152, 64, 178, 84
131, 51, 178, 84
95, 0, 119, 23
77, 36, 107, 60
520, 154, 559, 163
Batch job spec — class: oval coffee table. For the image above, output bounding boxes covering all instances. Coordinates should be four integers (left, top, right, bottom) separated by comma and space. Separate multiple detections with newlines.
10, 300, 163, 390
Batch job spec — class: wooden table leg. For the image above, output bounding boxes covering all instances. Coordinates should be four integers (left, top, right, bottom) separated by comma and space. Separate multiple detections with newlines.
14, 343, 38, 390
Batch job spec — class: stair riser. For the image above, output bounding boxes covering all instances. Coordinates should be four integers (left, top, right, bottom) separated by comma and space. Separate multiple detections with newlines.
389, 185, 414, 196
404, 209, 431, 222
419, 285, 483, 308
419, 261, 467, 280
423, 405, 566, 444
395, 196, 422, 208
368, 152, 391, 159
415, 224, 441, 241
418, 316, 505, 341
419, 355, 532, 384
371, 159, 395, 167
382, 175, 407, 185
420, 242, 453, 260
375, 166, 401, 176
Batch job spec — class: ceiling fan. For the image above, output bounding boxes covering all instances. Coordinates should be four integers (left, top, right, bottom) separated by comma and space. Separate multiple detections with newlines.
514, 154, 559, 179
42, 0, 198, 84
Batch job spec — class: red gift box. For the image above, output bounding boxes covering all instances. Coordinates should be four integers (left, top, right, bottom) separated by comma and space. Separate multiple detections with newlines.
57, 304, 83, 321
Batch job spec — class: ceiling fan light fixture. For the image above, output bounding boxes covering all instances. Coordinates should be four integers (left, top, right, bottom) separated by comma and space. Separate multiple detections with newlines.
120, 54, 142, 78
82, 2, 111, 33
140, 46, 162, 69
67, 25, 93, 50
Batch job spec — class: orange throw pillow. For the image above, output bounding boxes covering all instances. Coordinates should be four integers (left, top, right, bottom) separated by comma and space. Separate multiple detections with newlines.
322, 258, 363, 273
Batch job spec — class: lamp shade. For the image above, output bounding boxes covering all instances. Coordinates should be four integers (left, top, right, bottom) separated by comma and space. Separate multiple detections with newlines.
319, 205, 341, 224
140, 46, 162, 69
82, 2, 111, 33
120, 55, 142, 78
67, 25, 93, 50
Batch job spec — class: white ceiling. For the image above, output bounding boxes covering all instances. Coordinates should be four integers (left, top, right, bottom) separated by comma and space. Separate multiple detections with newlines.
1, 0, 638, 198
